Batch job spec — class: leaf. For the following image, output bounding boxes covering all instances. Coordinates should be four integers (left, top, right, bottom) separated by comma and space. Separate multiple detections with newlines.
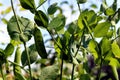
109, 58, 120, 80
34, 10, 48, 28
80, 74, 90, 80
0, 3, 3, 6
111, 41, 120, 58
4, 43, 14, 57
94, 22, 111, 37
14, 71, 26, 80
77, 0, 87, 4
100, 38, 111, 55
90, 4, 97, 9
7, 16, 34, 42
33, 26, 47, 58
47, 3, 58, 15
105, 8, 115, 16
1, 18, 8, 24
88, 40, 98, 60
86, 10, 97, 26
19, 0, 36, 10
21, 44, 38, 66
1, 7, 12, 15
38, 0, 47, 7
39, 65, 59, 80
48, 15, 65, 31
67, 22, 78, 34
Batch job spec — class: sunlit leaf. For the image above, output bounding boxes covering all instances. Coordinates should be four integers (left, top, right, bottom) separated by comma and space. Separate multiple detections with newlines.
48, 15, 65, 31
7, 16, 34, 42
100, 38, 111, 55
34, 10, 48, 28
47, 3, 58, 15
111, 41, 120, 58
105, 8, 115, 16
38, 0, 47, 8
0, 3, 3, 6
88, 40, 98, 60
109, 58, 120, 80
1, 18, 8, 24
94, 22, 111, 37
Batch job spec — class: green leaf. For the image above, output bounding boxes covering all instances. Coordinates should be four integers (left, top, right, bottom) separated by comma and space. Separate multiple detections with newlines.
94, 22, 111, 37
48, 15, 65, 31
4, 43, 14, 57
86, 10, 97, 26
111, 41, 120, 58
1, 18, 8, 24
88, 40, 98, 60
47, 3, 58, 15
80, 74, 90, 80
100, 38, 111, 55
0, 3, 3, 6
21, 44, 38, 66
14, 71, 26, 80
77, 0, 87, 4
38, 0, 47, 7
105, 8, 115, 16
78, 11, 87, 29
7, 16, 34, 42
90, 4, 97, 9
39, 65, 59, 80
67, 22, 78, 34
33, 26, 47, 58
19, 0, 36, 10
109, 58, 120, 80
34, 10, 48, 28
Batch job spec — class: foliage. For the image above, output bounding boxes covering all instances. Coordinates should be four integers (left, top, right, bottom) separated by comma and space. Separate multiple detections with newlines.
0, 0, 120, 80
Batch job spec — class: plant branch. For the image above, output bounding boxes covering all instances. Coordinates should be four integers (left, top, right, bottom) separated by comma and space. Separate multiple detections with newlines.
23, 42, 32, 80
0, 65, 5, 80
10, 0, 22, 33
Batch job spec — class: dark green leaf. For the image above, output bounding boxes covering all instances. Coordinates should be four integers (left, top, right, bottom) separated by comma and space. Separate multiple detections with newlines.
105, 8, 115, 16
80, 74, 90, 80
94, 22, 111, 37
21, 44, 38, 66
7, 16, 34, 42
19, 0, 36, 10
77, 0, 87, 4
4, 43, 14, 57
33, 26, 47, 58
90, 4, 97, 9
47, 3, 58, 15
34, 10, 48, 28
39, 65, 59, 80
48, 15, 65, 31
67, 22, 78, 34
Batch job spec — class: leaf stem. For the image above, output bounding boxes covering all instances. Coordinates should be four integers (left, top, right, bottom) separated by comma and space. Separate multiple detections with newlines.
10, 0, 22, 33
23, 42, 32, 80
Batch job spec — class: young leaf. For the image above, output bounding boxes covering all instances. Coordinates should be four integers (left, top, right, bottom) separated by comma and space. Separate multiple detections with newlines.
4, 43, 14, 57
111, 41, 120, 58
47, 3, 58, 15
7, 16, 34, 42
34, 10, 48, 28
94, 22, 111, 37
21, 44, 38, 66
38, 0, 47, 8
19, 0, 36, 10
33, 26, 47, 58
48, 15, 65, 31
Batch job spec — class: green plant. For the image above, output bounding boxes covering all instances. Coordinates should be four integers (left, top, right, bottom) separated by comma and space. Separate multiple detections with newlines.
0, 0, 120, 80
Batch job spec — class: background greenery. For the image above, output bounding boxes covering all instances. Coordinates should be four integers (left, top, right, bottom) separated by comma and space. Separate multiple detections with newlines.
0, 0, 120, 80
